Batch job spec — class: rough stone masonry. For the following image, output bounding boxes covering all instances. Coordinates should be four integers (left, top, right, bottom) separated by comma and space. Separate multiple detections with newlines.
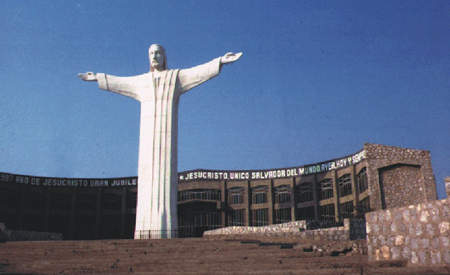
366, 198, 449, 265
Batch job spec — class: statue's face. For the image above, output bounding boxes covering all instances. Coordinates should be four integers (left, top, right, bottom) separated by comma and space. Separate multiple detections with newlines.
149, 45, 165, 71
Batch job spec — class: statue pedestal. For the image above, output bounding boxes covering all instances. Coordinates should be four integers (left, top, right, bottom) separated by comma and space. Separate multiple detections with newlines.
134, 229, 178, 240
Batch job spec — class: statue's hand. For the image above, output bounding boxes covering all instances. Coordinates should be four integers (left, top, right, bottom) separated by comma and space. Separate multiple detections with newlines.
221, 52, 243, 64
78, 72, 97, 81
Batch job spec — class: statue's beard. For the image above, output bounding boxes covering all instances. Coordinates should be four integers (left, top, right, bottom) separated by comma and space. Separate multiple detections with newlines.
151, 62, 164, 71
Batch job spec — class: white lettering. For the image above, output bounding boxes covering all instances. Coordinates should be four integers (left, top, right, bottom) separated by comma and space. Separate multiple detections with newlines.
299, 168, 305, 175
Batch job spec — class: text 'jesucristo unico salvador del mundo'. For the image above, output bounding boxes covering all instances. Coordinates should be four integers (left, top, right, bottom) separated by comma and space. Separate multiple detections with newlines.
178, 150, 366, 182
2, 150, 366, 187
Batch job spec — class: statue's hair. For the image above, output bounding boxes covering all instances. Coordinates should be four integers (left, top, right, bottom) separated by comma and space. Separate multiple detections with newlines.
149, 44, 168, 71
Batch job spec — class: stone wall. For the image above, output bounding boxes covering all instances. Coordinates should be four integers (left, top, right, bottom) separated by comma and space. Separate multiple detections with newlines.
204, 219, 366, 241
0, 223, 62, 241
364, 143, 437, 211
366, 198, 449, 265
378, 164, 422, 208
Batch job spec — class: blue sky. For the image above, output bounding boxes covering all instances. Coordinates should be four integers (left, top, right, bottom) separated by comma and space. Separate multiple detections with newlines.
1, 1, 449, 198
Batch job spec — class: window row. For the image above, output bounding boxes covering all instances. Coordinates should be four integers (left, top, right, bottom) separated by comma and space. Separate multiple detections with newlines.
210, 169, 367, 205
225, 208, 271, 226
227, 202, 364, 226
228, 186, 292, 205
178, 189, 221, 201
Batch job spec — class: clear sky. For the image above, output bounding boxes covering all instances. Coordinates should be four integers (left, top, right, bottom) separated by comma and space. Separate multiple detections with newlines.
1, 1, 449, 198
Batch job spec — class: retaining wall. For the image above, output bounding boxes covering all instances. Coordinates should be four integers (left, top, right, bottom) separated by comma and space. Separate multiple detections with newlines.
0, 223, 62, 241
366, 198, 449, 265
204, 219, 366, 241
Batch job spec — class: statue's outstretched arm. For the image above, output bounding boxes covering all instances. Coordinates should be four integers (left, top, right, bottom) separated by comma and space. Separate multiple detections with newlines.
220, 52, 243, 65
78, 72, 97, 81
178, 52, 242, 94
78, 72, 139, 101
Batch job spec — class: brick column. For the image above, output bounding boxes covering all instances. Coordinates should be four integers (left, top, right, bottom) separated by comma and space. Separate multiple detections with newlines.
246, 181, 251, 226
350, 166, 359, 217
291, 177, 296, 221
221, 181, 227, 227
268, 180, 274, 225
313, 174, 319, 220
332, 171, 340, 222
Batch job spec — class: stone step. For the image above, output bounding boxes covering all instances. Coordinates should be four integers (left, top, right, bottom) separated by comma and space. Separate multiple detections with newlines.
1, 239, 448, 275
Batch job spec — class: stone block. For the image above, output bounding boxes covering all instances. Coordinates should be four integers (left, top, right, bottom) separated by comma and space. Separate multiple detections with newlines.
366, 198, 450, 266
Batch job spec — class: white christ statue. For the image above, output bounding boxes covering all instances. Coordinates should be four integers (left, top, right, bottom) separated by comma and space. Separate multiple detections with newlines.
79, 44, 242, 239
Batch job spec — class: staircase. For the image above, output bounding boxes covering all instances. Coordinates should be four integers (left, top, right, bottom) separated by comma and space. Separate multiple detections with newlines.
0, 238, 448, 274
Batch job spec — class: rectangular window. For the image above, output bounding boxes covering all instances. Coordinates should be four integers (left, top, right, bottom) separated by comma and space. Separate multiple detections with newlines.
178, 189, 221, 201
340, 201, 354, 219
319, 204, 335, 221
228, 187, 244, 205
274, 208, 291, 224
251, 208, 268, 226
0, 173, 13, 183
230, 193, 242, 204
228, 209, 245, 226
194, 212, 220, 227
15, 176, 29, 184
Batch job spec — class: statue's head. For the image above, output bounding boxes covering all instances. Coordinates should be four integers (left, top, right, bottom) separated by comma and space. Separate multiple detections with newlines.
148, 44, 167, 72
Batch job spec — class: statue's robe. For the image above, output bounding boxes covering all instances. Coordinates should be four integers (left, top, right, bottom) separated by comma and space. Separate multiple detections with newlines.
96, 58, 221, 239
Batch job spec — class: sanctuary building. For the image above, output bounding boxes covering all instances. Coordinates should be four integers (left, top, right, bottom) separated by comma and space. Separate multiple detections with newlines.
0, 143, 437, 239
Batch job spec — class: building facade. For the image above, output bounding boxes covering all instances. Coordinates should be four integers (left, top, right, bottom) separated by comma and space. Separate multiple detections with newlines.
0, 144, 437, 239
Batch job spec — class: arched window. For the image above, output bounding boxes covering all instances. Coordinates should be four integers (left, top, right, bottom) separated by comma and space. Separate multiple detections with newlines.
274, 185, 291, 203
295, 182, 313, 202
357, 168, 368, 193
319, 179, 333, 200
338, 174, 352, 197
252, 186, 268, 204
228, 187, 244, 205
